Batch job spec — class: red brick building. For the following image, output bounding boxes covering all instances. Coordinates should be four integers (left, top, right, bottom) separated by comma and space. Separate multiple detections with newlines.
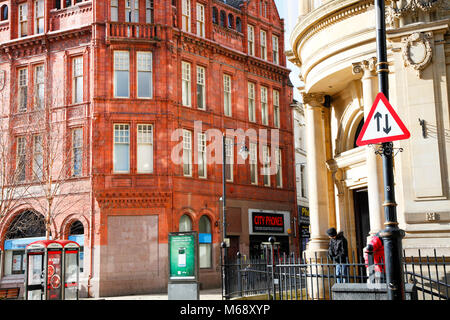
0, 0, 296, 298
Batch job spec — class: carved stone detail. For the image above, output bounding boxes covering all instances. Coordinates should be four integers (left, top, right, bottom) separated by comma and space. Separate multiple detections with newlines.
401, 32, 433, 78
387, 0, 443, 27
352, 57, 378, 78
301, 92, 326, 108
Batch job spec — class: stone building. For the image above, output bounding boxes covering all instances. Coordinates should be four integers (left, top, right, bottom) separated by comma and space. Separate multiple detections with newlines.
288, 0, 450, 261
0, 0, 296, 298
291, 100, 309, 256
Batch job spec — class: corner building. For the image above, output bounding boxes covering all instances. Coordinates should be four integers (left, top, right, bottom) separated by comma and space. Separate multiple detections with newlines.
289, 0, 450, 263
0, 0, 296, 297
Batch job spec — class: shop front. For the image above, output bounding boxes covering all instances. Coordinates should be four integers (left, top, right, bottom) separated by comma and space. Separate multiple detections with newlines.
248, 209, 291, 257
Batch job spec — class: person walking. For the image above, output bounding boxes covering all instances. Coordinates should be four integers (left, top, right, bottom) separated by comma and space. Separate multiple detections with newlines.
326, 227, 349, 283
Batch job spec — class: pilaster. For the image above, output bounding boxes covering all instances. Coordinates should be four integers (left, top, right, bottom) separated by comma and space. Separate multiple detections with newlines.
301, 92, 330, 256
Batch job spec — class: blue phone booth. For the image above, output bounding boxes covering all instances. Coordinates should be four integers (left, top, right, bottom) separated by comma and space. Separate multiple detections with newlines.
24, 240, 80, 300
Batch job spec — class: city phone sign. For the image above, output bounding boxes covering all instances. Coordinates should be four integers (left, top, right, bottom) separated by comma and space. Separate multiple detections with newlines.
252, 212, 284, 233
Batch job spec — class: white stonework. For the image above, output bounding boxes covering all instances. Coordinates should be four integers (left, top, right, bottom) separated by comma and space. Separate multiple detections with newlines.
289, 0, 450, 258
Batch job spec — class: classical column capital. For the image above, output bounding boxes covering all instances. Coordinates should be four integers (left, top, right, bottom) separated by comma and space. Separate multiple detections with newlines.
352, 57, 378, 79
301, 92, 326, 108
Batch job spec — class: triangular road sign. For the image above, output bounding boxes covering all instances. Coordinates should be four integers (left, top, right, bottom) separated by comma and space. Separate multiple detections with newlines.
356, 92, 410, 146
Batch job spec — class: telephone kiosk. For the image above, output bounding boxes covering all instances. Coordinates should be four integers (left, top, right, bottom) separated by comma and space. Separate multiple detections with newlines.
24, 240, 80, 300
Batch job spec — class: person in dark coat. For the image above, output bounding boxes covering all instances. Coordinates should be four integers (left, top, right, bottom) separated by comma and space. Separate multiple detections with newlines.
327, 227, 349, 283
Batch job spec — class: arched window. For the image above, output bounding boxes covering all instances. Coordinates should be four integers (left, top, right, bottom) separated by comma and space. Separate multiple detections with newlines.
4, 211, 45, 275
227, 13, 234, 29
179, 214, 192, 232
212, 7, 218, 24
219, 10, 226, 27
68, 220, 85, 272
69, 220, 84, 235
199, 215, 212, 268
353, 119, 364, 148
236, 17, 242, 33
1, 5, 8, 21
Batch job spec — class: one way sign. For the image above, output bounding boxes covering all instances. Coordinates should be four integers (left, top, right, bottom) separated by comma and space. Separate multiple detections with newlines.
356, 92, 410, 146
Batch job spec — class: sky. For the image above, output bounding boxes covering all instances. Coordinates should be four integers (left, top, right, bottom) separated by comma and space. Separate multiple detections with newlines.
273, 0, 302, 101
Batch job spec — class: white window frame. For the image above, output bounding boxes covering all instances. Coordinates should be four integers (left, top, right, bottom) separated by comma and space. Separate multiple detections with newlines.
260, 30, 267, 60
18, 3, 28, 37
182, 0, 191, 33
114, 51, 130, 98
225, 137, 233, 182
183, 129, 192, 177
16, 136, 26, 181
34, 64, 44, 110
137, 124, 154, 173
196, 66, 205, 110
182, 61, 191, 107
272, 35, 279, 64
300, 164, 307, 198
34, 0, 44, 34
275, 148, 282, 188
146, 0, 153, 23
261, 86, 268, 125
113, 124, 130, 173
247, 25, 255, 56
33, 134, 43, 180
125, 0, 139, 23
18, 68, 28, 113
111, 0, 118, 21
198, 132, 207, 179
250, 142, 258, 185
196, 3, 205, 37
73, 57, 83, 104
72, 128, 83, 177
273, 89, 280, 128
223, 74, 232, 117
248, 82, 255, 122
263, 145, 270, 187
137, 51, 153, 99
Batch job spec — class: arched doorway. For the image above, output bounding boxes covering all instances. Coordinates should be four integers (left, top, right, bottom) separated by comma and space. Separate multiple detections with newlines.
68, 220, 84, 273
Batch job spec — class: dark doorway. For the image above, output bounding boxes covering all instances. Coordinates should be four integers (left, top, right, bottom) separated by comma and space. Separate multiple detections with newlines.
227, 236, 240, 261
353, 189, 370, 259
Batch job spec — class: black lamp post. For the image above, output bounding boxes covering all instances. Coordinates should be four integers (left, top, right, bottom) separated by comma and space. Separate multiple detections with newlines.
221, 134, 248, 299
374, 0, 405, 300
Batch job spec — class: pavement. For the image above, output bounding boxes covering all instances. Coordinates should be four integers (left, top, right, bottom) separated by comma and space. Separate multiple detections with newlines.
80, 287, 223, 300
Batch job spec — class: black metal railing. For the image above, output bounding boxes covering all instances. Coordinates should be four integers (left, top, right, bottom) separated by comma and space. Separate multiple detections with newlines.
221, 248, 449, 300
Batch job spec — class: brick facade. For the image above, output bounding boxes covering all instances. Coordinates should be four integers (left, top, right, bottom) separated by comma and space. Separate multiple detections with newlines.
0, 0, 296, 298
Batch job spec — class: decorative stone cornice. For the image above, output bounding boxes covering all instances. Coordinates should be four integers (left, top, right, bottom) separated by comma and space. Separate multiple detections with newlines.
401, 32, 433, 78
301, 92, 326, 108
389, 0, 443, 18
386, 0, 444, 28
352, 57, 378, 78
96, 191, 171, 209
290, 0, 373, 67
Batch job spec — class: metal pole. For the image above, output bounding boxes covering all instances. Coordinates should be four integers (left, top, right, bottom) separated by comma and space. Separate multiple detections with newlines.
222, 134, 228, 298
374, 0, 405, 300
222, 134, 227, 253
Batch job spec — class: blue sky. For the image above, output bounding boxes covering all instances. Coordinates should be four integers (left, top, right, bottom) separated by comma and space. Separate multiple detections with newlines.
274, 0, 302, 101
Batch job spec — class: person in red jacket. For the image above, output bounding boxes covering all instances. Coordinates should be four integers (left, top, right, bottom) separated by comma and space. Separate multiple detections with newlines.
364, 232, 385, 283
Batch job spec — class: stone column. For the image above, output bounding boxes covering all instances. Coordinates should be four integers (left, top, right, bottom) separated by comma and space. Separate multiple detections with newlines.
299, 0, 310, 17
301, 92, 330, 299
352, 58, 385, 235
301, 92, 330, 256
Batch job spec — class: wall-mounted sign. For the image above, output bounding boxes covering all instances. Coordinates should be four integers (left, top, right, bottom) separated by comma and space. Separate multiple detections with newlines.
252, 212, 285, 233
298, 206, 310, 225
168, 232, 198, 281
